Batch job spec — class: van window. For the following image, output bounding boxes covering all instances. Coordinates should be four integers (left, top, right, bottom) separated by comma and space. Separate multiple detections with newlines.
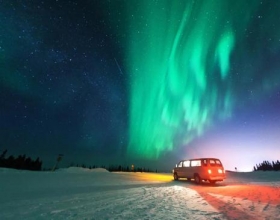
183, 160, 190, 167
209, 159, 222, 166
191, 160, 201, 167
215, 160, 221, 165
202, 159, 207, 166
177, 161, 183, 167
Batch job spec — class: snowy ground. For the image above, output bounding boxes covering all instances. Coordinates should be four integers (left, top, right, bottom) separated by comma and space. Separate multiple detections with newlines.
1, 167, 280, 220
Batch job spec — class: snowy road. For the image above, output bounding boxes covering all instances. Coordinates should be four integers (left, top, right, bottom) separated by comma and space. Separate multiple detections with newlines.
0, 168, 280, 219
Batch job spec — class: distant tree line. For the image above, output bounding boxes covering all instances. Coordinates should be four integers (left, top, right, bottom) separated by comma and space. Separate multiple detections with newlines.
0, 149, 158, 173
254, 160, 280, 171
107, 165, 156, 173
71, 163, 157, 173
0, 149, 42, 171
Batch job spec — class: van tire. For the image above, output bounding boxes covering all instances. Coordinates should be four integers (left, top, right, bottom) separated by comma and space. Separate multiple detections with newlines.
174, 173, 179, 181
194, 174, 201, 184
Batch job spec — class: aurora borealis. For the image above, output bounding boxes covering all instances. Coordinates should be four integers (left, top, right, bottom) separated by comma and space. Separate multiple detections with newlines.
1, 1, 280, 170
126, 0, 280, 163
127, 1, 237, 159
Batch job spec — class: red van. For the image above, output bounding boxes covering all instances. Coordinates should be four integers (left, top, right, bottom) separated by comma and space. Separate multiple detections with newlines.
173, 158, 226, 184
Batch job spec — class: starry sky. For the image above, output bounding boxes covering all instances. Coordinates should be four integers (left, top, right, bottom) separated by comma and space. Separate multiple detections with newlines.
1, 0, 280, 171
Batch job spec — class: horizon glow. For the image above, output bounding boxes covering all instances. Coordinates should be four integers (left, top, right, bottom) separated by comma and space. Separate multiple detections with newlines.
184, 120, 280, 172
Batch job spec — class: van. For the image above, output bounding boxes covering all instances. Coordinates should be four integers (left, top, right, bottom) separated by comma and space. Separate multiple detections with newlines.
173, 158, 226, 184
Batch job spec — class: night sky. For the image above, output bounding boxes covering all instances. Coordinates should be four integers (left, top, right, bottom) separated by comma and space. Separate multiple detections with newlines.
1, 0, 280, 171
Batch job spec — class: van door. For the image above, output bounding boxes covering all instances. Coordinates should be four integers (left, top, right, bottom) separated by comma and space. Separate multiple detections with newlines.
190, 159, 202, 178
182, 160, 191, 178
176, 161, 183, 177
208, 159, 224, 177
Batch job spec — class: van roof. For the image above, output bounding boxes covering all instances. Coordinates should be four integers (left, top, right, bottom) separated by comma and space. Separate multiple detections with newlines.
181, 158, 221, 161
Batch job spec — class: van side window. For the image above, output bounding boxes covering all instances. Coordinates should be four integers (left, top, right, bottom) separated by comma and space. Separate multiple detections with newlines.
202, 159, 207, 166
178, 161, 183, 167
183, 160, 190, 167
191, 160, 201, 167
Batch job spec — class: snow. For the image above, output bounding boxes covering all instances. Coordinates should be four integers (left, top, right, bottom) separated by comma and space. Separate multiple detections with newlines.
57, 167, 109, 173
0, 168, 280, 219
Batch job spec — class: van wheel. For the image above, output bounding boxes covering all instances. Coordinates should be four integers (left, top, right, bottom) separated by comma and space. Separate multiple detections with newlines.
194, 174, 201, 184
174, 173, 179, 181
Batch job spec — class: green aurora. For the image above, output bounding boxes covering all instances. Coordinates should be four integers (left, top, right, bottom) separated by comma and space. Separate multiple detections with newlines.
125, 0, 266, 159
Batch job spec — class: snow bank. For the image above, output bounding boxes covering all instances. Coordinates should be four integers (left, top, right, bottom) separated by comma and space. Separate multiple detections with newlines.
224, 171, 280, 185
0, 168, 42, 173
57, 167, 109, 173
